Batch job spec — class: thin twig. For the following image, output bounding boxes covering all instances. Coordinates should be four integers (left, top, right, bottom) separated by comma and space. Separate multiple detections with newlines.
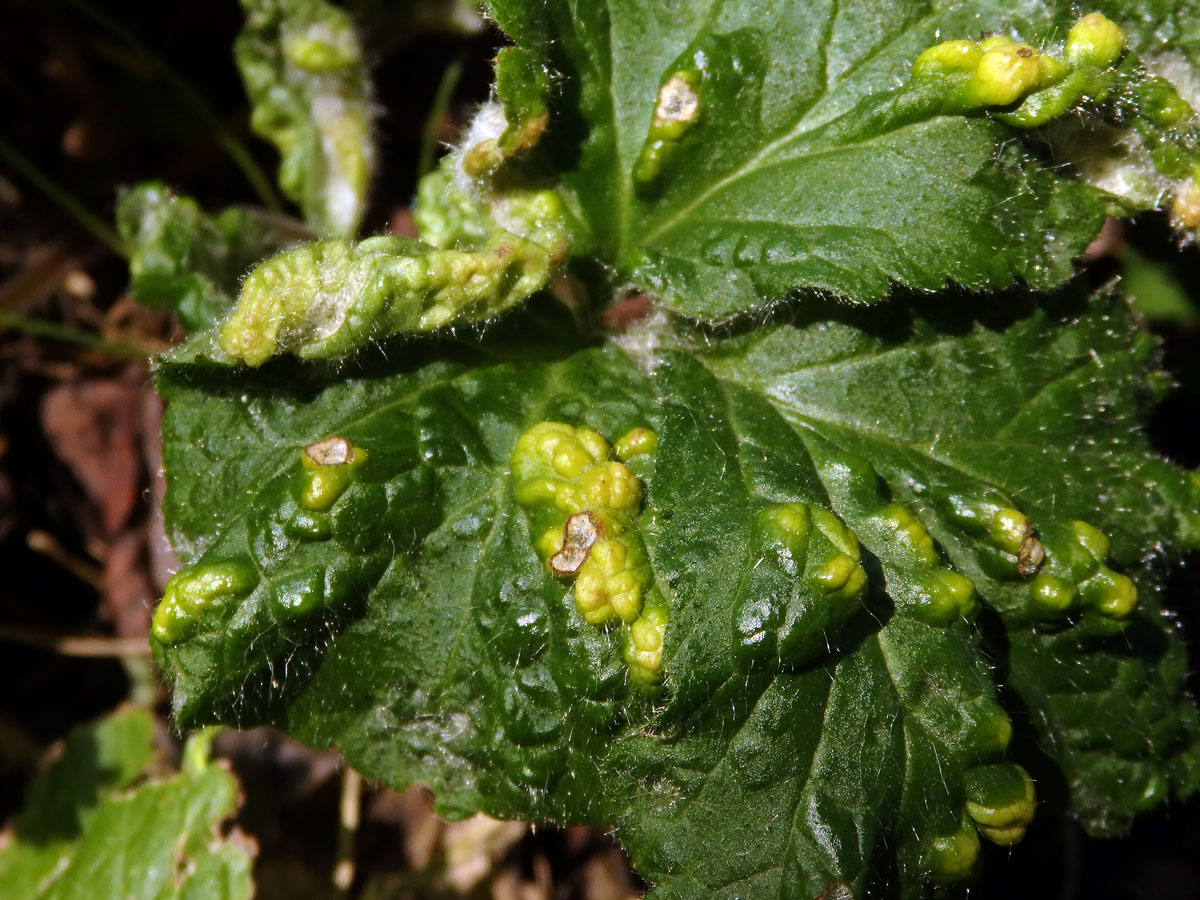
0, 136, 127, 257
0, 625, 151, 658
59, 0, 285, 212
0, 311, 150, 361
26, 529, 105, 588
332, 766, 364, 898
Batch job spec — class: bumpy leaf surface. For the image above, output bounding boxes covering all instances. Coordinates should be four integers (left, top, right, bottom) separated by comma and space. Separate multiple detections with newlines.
485, 0, 1200, 318
154, 286, 1200, 897
0, 709, 253, 900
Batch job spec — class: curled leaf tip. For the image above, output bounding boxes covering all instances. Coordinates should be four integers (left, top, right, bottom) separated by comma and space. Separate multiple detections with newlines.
236, 0, 374, 237
218, 218, 565, 365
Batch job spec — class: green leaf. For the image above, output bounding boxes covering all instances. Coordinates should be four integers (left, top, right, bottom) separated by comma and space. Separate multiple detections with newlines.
460, 47, 551, 177
235, 0, 375, 237
483, 0, 1200, 318
194, 151, 572, 366
117, 182, 305, 332
0, 710, 253, 900
701, 284, 1200, 836
153, 280, 1200, 896
1122, 246, 1198, 324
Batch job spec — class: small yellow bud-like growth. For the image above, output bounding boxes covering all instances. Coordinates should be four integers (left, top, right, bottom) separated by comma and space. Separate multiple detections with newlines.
1065, 12, 1127, 68
966, 44, 1042, 106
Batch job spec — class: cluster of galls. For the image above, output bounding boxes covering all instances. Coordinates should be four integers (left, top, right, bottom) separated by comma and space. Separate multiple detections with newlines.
913, 12, 1200, 232
149, 436, 368, 646
927, 763, 1038, 880
735, 502, 870, 669
871, 502, 979, 624
945, 490, 1138, 632
152, 436, 415, 649
511, 422, 665, 687
912, 13, 1130, 125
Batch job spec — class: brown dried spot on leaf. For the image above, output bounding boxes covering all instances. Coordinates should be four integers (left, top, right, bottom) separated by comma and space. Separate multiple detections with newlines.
1016, 533, 1045, 576
549, 511, 603, 576
304, 436, 355, 467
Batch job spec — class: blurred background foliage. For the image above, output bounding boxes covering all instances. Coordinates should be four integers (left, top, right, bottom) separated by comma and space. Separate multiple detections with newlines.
0, 1, 1198, 898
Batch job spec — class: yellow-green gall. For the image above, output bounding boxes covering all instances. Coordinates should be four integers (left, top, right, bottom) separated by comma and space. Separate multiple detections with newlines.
913, 39, 983, 78
283, 34, 358, 72
758, 502, 812, 557
634, 71, 701, 183
512, 421, 664, 684
1065, 13, 1126, 68
537, 525, 566, 560
988, 508, 1032, 555
514, 477, 559, 508
1034, 53, 1069, 87
1069, 520, 1110, 561
980, 703, 1014, 756
552, 439, 599, 479
914, 568, 978, 622
625, 605, 668, 686
575, 536, 650, 625
924, 819, 981, 880
614, 427, 658, 461
511, 422, 609, 483
1081, 569, 1138, 618
299, 436, 368, 511
877, 504, 938, 565
1029, 572, 1075, 614
805, 507, 867, 602
965, 764, 1036, 846
815, 553, 868, 602
152, 561, 258, 645
810, 507, 860, 558
559, 461, 641, 517
512, 422, 643, 520
965, 43, 1042, 106
977, 35, 1015, 52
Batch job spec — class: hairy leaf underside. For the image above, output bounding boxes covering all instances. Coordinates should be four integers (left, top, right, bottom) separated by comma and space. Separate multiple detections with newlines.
144, 0, 1200, 896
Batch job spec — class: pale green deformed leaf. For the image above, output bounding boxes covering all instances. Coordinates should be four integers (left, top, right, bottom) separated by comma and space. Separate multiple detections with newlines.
117, 182, 305, 332
153, 281, 1200, 897
236, 0, 375, 237
191, 149, 572, 366
0, 709, 253, 900
482, 0, 1200, 318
